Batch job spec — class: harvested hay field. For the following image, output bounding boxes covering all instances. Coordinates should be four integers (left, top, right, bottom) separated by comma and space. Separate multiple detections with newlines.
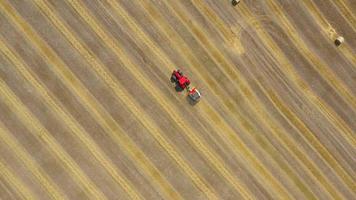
0, 0, 355, 199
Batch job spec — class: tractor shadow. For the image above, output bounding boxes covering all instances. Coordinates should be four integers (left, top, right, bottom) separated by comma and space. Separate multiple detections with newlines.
175, 85, 185, 92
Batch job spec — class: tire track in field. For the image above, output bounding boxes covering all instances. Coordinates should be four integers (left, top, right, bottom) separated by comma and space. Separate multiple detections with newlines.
199, 1, 354, 195
0, 0, 353, 198
126, 1, 317, 199
70, 1, 253, 199
116, 0, 356, 197
190, 1, 351, 198
184, 2, 349, 198
0, 34, 143, 200
98, 1, 258, 199
55, 0, 278, 198
266, 0, 356, 110
330, 0, 356, 30
244, 38, 353, 199
240, 58, 337, 200
0, 158, 36, 200
0, 78, 106, 200
34, 1, 219, 199
238, 1, 356, 146
148, 1, 320, 198
249, 0, 352, 173
235, 2, 356, 149
299, 0, 356, 130
73, 0, 310, 199
188, 0, 244, 54
58, 0, 254, 198
0, 176, 19, 199
266, 90, 355, 197
0, 122, 67, 200
267, 0, 356, 168
236, 2, 355, 193
188, 0, 355, 171
239, 34, 355, 199
103, 1, 321, 199
125, 1, 322, 198
163, 1, 336, 198
0, 2, 182, 200
303, 0, 356, 66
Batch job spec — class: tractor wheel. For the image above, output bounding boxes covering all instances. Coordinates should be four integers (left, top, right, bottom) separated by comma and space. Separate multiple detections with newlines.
171, 75, 177, 83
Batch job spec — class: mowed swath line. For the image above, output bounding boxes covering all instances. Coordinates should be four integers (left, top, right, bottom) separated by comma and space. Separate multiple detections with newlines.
0, 79, 106, 199
239, 47, 352, 199
135, 0, 316, 198
148, 1, 314, 199
0, 158, 36, 200
240, 0, 356, 183
188, 1, 352, 198
269, 0, 356, 103
301, 0, 356, 66
62, 0, 254, 199
186, 1, 350, 198
0, 2, 180, 199
0, 175, 19, 199
195, 1, 356, 149
298, 0, 356, 116
193, 0, 355, 193
266, 0, 356, 109
266, 0, 356, 161
237, 0, 356, 150
236, 3, 356, 192
235, 0, 356, 142
0, 122, 67, 200
99, 1, 260, 199
100, 1, 318, 199
114, 1, 313, 199
33, 1, 219, 199
0, 0, 352, 198
331, 0, 356, 30
191, 1, 355, 198
182, 0, 356, 162
186, 0, 244, 54
162, 1, 344, 198
0, 35, 143, 200
188, 0, 344, 192
46, 0, 258, 198
0, 2, 183, 199
65, 0, 302, 198
327, 0, 356, 66
187, 0, 243, 48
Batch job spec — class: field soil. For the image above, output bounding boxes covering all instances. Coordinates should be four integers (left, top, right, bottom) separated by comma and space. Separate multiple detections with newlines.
0, 0, 355, 199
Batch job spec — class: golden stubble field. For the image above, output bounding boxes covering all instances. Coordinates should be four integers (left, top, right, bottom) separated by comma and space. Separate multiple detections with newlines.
0, 0, 355, 199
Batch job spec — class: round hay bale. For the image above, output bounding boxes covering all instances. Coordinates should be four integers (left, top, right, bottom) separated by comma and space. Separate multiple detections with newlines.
335, 36, 344, 46
231, 0, 241, 6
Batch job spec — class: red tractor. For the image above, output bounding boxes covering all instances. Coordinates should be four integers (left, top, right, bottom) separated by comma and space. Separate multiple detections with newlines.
171, 69, 190, 89
171, 69, 201, 102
